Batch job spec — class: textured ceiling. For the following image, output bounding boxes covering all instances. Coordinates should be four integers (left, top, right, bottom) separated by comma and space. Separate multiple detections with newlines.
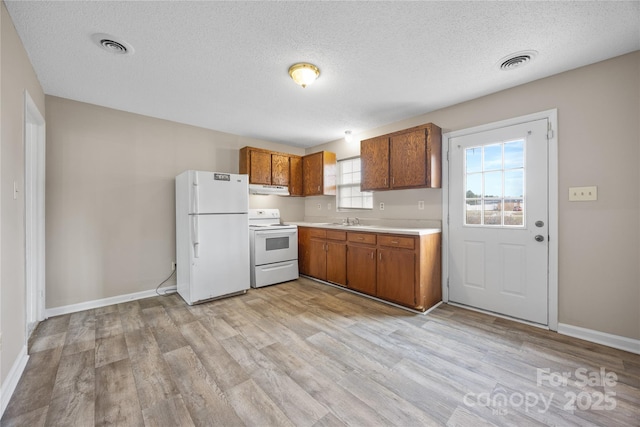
5, 1, 640, 147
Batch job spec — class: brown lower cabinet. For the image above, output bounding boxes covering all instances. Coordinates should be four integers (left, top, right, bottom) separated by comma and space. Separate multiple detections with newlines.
299, 227, 442, 311
301, 228, 347, 286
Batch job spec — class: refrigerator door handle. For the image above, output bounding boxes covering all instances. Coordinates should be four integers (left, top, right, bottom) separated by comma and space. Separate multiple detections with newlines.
192, 215, 200, 258
192, 172, 199, 214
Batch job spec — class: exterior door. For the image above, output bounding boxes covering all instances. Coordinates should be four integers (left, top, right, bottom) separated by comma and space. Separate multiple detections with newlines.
449, 119, 549, 325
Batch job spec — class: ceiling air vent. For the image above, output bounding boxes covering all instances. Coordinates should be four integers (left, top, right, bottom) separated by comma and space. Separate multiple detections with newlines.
92, 33, 134, 55
498, 50, 537, 71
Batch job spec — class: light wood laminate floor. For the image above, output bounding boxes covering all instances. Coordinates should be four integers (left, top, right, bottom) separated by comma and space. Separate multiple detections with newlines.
2, 277, 639, 426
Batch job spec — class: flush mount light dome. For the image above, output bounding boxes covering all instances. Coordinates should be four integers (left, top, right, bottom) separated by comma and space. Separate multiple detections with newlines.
498, 50, 537, 71
288, 63, 320, 88
344, 130, 355, 143
91, 33, 134, 55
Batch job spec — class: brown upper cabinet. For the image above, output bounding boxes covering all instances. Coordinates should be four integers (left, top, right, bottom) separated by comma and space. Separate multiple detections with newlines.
360, 123, 442, 191
302, 151, 337, 196
239, 147, 304, 193
289, 155, 303, 196
271, 153, 290, 186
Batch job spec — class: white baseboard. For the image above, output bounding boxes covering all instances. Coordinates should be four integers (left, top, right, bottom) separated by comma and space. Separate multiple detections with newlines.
45, 286, 177, 318
1, 346, 29, 418
558, 323, 640, 355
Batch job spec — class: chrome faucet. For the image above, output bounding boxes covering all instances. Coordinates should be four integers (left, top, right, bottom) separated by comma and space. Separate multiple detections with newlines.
342, 217, 360, 226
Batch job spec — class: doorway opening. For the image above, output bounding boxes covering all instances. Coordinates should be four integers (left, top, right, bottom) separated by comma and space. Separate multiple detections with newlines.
24, 91, 46, 339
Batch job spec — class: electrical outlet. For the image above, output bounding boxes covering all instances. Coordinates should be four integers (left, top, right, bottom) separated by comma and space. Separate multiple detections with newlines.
171, 262, 176, 271
379, 202, 385, 211
327, 202, 332, 210
569, 186, 597, 201
418, 201, 425, 210
317, 203, 321, 210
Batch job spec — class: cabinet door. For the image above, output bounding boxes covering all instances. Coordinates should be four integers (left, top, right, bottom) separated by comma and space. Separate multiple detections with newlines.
390, 129, 427, 188
289, 156, 303, 196
377, 248, 416, 307
303, 152, 323, 196
347, 245, 376, 295
250, 150, 272, 185
271, 154, 290, 186
326, 242, 346, 286
298, 227, 311, 275
308, 238, 327, 280
361, 136, 390, 191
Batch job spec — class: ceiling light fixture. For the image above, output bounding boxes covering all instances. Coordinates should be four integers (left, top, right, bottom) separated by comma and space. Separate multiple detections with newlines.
344, 130, 355, 143
288, 63, 320, 88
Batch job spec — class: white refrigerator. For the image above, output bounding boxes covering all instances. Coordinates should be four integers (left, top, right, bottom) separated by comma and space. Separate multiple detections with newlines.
175, 170, 250, 305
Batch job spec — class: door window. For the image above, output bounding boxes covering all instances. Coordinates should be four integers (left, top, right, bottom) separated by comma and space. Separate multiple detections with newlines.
464, 139, 525, 227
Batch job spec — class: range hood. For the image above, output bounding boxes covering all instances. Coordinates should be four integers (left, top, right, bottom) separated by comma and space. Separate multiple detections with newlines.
249, 184, 290, 196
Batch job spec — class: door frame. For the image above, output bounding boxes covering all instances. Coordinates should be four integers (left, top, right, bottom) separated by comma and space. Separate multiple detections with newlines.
24, 90, 46, 339
442, 109, 558, 330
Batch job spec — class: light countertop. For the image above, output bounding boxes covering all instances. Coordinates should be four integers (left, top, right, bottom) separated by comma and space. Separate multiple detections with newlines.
286, 221, 441, 236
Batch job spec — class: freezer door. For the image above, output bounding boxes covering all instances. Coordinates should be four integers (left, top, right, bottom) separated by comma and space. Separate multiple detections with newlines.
189, 171, 248, 214
188, 213, 250, 303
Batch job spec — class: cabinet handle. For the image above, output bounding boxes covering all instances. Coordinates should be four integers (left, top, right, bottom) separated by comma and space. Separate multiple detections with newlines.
379, 253, 382, 261
357, 237, 364, 240
391, 240, 399, 244
318, 185, 321, 192
384, 178, 387, 186
370, 252, 374, 259
392, 177, 395, 185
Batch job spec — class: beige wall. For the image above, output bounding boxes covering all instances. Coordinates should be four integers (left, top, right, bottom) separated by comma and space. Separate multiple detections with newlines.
45, 96, 305, 309
1, 2, 46, 384
309, 52, 640, 340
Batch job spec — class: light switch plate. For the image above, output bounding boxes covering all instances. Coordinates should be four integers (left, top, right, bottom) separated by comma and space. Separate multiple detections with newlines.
569, 186, 597, 201
379, 202, 385, 211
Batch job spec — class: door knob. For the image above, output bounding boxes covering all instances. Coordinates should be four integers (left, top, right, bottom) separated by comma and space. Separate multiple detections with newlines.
535, 235, 545, 242
535, 220, 544, 227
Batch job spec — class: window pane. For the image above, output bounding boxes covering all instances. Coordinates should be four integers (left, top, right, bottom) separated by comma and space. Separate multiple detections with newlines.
504, 199, 524, 226
483, 144, 502, 171
484, 200, 502, 225
343, 173, 353, 184
353, 159, 361, 172
484, 171, 502, 198
465, 199, 481, 225
466, 147, 482, 173
466, 173, 481, 198
342, 161, 352, 174
505, 169, 523, 198
504, 140, 524, 169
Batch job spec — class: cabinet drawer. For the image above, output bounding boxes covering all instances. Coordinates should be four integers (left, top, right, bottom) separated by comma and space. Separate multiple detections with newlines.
326, 230, 347, 241
309, 228, 327, 239
378, 235, 415, 250
347, 232, 376, 245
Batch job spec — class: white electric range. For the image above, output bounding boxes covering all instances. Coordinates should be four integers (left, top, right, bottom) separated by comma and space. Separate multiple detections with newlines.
248, 209, 299, 288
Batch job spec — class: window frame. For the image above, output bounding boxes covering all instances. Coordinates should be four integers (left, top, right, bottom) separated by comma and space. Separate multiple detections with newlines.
336, 156, 373, 211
